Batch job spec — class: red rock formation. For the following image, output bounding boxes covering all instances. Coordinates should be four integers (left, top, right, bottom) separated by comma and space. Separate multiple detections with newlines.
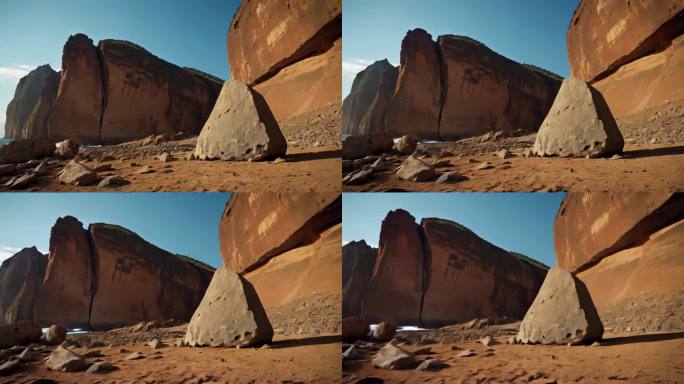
567, 0, 684, 117
227, 0, 341, 122
342, 240, 377, 318
385, 29, 442, 140
35, 216, 94, 329
4, 65, 59, 140
420, 218, 547, 327
48, 34, 104, 144
362, 209, 425, 325
0, 247, 47, 325
555, 192, 684, 307
219, 193, 341, 273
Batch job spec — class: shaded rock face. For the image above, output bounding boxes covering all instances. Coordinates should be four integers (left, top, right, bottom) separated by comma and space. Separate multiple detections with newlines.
4, 65, 59, 140
341, 131, 394, 159
228, 0, 341, 122
0, 247, 47, 325
533, 77, 624, 157
35, 216, 213, 330
342, 60, 398, 136
555, 192, 684, 307
0, 320, 42, 349
342, 240, 377, 318
48, 34, 221, 145
193, 80, 287, 161
0, 136, 55, 164
517, 267, 603, 345
354, 210, 548, 327
219, 193, 341, 273
567, 0, 684, 117
184, 267, 273, 348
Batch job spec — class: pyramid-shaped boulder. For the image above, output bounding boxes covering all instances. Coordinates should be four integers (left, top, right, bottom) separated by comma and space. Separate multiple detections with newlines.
517, 267, 603, 345
194, 80, 287, 161
184, 267, 273, 347
533, 77, 623, 157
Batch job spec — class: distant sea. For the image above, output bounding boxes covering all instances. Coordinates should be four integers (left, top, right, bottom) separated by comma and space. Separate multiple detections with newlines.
0, 138, 10, 147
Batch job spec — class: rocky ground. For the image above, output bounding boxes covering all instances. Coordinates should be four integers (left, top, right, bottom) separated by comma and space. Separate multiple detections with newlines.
0, 132, 340, 192
0, 321, 341, 383
343, 104, 684, 192
280, 104, 341, 149
268, 293, 341, 336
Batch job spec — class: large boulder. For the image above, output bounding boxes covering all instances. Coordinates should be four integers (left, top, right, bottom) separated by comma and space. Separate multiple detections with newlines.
372, 343, 416, 370
227, 0, 341, 122
385, 29, 442, 140
533, 77, 624, 157
193, 80, 287, 161
567, 1, 684, 117
0, 247, 47, 325
57, 160, 97, 186
45, 346, 86, 372
396, 155, 437, 182
4, 64, 59, 140
219, 193, 340, 273
362, 210, 425, 325
48, 34, 104, 144
0, 136, 55, 164
517, 267, 603, 345
342, 240, 377, 318
342, 59, 398, 136
0, 320, 42, 348
420, 218, 548, 327
342, 316, 370, 342
184, 267, 273, 347
342, 131, 394, 159
437, 35, 561, 140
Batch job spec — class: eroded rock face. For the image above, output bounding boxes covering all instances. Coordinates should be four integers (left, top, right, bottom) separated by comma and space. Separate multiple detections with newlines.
362, 210, 425, 325
342, 240, 377, 318
0, 247, 47, 325
0, 136, 55, 164
4, 65, 59, 140
184, 267, 273, 348
385, 29, 442, 140
567, 1, 684, 117
0, 320, 42, 348
342, 131, 394, 159
342, 59, 398, 136
517, 267, 603, 345
193, 80, 287, 161
219, 193, 340, 273
420, 218, 548, 327
533, 77, 624, 157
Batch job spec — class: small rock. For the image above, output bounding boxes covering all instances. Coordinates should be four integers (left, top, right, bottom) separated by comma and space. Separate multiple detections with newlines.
147, 339, 163, 349
45, 325, 67, 345
342, 345, 358, 360
158, 152, 174, 163
17, 347, 33, 362
372, 343, 415, 370
343, 167, 373, 185
272, 157, 287, 164
8, 173, 35, 189
415, 358, 448, 372
610, 154, 623, 160
372, 322, 396, 342
394, 135, 417, 155
94, 163, 113, 172
435, 171, 467, 184
396, 155, 437, 182
124, 352, 145, 360
84, 350, 103, 358
98, 175, 127, 188
479, 335, 494, 347
137, 166, 155, 175
413, 347, 432, 355
590, 341, 601, 347
495, 149, 512, 159
473, 162, 494, 171
45, 346, 86, 372
432, 159, 451, 168
457, 349, 477, 357
57, 139, 80, 159
86, 361, 118, 374
0, 358, 20, 376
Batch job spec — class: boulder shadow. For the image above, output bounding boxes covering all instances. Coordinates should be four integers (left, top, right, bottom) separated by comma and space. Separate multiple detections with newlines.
601, 331, 684, 346
623, 145, 684, 159
271, 335, 341, 349
285, 150, 341, 162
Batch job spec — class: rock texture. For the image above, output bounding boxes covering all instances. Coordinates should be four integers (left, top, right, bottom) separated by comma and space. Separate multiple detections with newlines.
0, 320, 42, 348
354, 210, 548, 326
47, 34, 221, 145
193, 80, 287, 161
342, 131, 394, 159
0, 247, 47, 325
184, 267, 273, 348
567, 0, 684, 117
342, 59, 398, 135
0, 136, 55, 164
555, 192, 684, 308
4, 65, 59, 140
35, 216, 213, 330
517, 267, 603, 345
227, 0, 341, 122
533, 77, 624, 157
342, 241, 377, 318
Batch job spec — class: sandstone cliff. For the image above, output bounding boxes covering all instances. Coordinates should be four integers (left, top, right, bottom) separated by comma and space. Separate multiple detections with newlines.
344, 29, 561, 139
34, 216, 214, 330
0, 247, 47, 325
342, 240, 377, 318
555, 193, 684, 308
349, 210, 548, 326
342, 60, 398, 136
227, 0, 341, 123
567, 0, 684, 117
4, 65, 59, 140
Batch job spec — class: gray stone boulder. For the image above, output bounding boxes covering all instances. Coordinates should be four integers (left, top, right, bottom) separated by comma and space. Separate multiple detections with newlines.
372, 343, 416, 370
184, 267, 273, 347
0, 321, 42, 348
394, 135, 417, 155
194, 80, 287, 161
45, 346, 86, 372
517, 267, 603, 345
44, 324, 67, 345
396, 155, 437, 182
342, 131, 394, 159
58, 160, 97, 186
533, 77, 623, 157
371, 321, 397, 342
56, 139, 80, 159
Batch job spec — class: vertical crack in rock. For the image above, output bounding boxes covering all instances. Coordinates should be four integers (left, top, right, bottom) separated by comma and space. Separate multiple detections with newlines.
434, 40, 447, 141
417, 224, 431, 327
84, 227, 99, 331
95, 45, 108, 145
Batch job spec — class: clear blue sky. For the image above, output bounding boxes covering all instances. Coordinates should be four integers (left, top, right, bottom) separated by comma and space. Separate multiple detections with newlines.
342, 0, 579, 97
0, 0, 240, 136
0, 193, 231, 267
343, 193, 565, 267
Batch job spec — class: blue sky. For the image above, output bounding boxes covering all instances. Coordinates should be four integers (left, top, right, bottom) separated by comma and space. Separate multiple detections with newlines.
0, 193, 231, 267
0, 0, 240, 136
343, 193, 565, 267
343, 0, 579, 97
